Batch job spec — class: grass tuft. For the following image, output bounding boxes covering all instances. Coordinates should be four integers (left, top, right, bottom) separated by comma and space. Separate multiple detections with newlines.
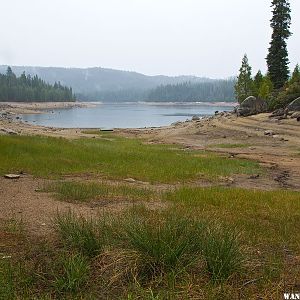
53, 253, 89, 294
203, 225, 244, 282
118, 211, 205, 278
46, 181, 157, 202
54, 211, 103, 257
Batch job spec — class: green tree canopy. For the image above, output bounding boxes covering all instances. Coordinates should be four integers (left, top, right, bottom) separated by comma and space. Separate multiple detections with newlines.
252, 70, 264, 97
289, 64, 300, 85
258, 75, 273, 100
235, 54, 254, 103
0, 67, 76, 102
266, 0, 292, 89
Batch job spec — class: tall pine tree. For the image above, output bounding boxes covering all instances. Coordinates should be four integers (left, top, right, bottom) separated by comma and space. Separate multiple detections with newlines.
266, 0, 291, 89
235, 54, 253, 103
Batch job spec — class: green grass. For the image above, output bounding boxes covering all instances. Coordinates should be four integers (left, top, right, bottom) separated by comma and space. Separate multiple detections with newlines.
2, 187, 300, 298
115, 209, 243, 282
46, 181, 157, 202
164, 187, 300, 247
0, 260, 15, 299
54, 208, 243, 284
207, 143, 250, 149
116, 210, 205, 278
54, 211, 105, 257
53, 253, 89, 294
0, 135, 260, 182
202, 224, 244, 282
2, 133, 299, 298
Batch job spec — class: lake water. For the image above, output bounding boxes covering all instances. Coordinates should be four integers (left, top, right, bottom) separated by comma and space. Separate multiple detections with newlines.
20, 102, 235, 129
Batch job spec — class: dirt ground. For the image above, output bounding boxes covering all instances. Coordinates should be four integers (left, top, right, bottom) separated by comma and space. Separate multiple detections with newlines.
0, 106, 300, 236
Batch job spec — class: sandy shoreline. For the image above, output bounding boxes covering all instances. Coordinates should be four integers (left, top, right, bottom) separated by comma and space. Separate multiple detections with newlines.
0, 101, 97, 114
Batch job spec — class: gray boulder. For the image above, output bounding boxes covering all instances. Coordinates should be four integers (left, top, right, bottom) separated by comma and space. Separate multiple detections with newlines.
237, 96, 268, 117
192, 115, 200, 121
270, 108, 285, 117
291, 111, 300, 119
287, 97, 300, 111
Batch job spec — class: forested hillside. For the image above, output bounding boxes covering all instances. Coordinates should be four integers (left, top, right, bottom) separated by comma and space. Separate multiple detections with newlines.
0, 65, 235, 102
147, 80, 235, 102
0, 65, 211, 96
0, 67, 75, 102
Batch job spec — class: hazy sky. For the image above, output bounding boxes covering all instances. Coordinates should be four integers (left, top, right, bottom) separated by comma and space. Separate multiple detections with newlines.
0, 0, 299, 78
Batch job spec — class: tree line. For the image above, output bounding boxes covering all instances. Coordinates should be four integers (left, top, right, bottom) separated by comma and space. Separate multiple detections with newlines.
77, 80, 236, 102
0, 67, 75, 102
235, 0, 300, 109
146, 80, 235, 102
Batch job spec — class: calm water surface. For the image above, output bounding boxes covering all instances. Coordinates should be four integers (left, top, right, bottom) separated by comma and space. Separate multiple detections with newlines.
20, 102, 235, 129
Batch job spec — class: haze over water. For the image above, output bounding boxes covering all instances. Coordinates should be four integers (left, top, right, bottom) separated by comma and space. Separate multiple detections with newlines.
20, 102, 234, 129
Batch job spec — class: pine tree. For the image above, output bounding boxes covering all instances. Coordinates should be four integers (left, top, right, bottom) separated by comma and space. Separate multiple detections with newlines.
258, 75, 273, 100
0, 67, 75, 102
253, 70, 264, 97
289, 64, 300, 85
266, 0, 292, 89
235, 54, 254, 103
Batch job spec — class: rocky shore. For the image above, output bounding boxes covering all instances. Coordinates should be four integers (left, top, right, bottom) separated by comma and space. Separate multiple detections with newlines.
0, 101, 96, 116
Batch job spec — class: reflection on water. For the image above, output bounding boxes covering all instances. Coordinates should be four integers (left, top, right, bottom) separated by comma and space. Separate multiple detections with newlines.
20, 102, 234, 129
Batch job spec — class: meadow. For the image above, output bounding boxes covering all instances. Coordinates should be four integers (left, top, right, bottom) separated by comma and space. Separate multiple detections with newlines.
0, 134, 299, 299
0, 135, 260, 182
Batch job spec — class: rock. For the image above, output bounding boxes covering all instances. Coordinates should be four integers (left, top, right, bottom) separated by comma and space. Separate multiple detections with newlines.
192, 115, 200, 121
237, 96, 268, 117
0, 128, 17, 135
264, 130, 275, 136
277, 115, 288, 120
287, 97, 300, 111
291, 111, 300, 119
2, 255, 12, 259
270, 108, 285, 117
4, 174, 20, 179
171, 121, 182, 126
124, 178, 136, 183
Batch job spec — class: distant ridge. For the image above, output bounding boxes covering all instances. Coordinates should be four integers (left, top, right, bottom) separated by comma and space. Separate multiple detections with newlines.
0, 65, 235, 102
0, 65, 211, 94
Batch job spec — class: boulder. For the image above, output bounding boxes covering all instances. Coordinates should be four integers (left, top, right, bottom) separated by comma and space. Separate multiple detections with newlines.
237, 96, 268, 117
287, 97, 300, 111
270, 108, 285, 118
192, 115, 200, 121
291, 112, 300, 119
0, 128, 17, 135
4, 174, 20, 179
124, 178, 136, 183
264, 130, 275, 136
